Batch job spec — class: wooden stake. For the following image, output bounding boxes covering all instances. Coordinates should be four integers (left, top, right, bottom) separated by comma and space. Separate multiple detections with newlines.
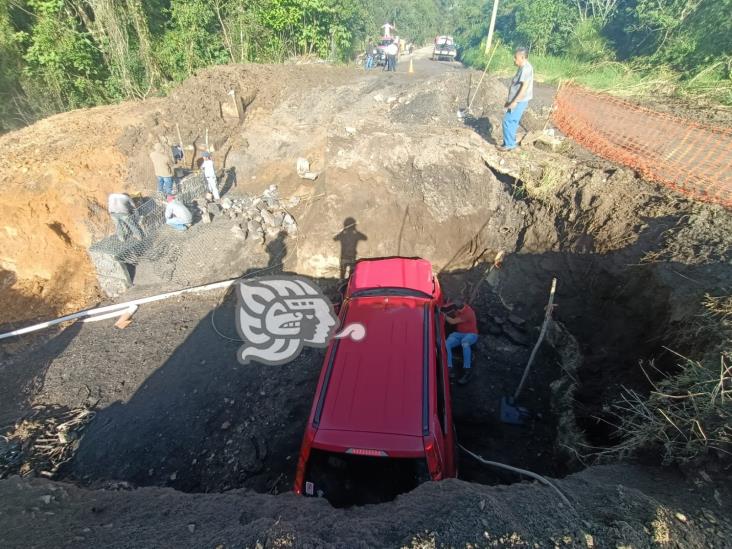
485, 0, 500, 55
513, 278, 557, 400
114, 309, 136, 329
176, 123, 184, 163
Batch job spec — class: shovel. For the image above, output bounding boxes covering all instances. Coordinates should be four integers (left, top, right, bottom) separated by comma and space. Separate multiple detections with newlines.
457, 40, 500, 120
500, 278, 557, 425
500, 396, 531, 425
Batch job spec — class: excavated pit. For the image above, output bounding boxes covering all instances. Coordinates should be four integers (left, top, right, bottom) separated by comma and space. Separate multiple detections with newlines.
31, 255, 681, 510
2, 62, 730, 517
3, 171, 727, 511
5, 151, 724, 508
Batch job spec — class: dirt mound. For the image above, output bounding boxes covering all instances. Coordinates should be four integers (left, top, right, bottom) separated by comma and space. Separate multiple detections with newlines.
1, 464, 729, 548
0, 102, 142, 323
0, 64, 356, 325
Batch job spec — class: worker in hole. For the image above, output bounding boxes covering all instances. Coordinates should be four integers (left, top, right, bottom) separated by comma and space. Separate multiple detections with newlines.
165, 194, 193, 231
443, 300, 479, 385
107, 192, 144, 242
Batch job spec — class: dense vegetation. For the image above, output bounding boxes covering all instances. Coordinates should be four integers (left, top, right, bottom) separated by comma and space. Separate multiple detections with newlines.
0, 0, 444, 130
456, 0, 732, 104
0, 0, 730, 130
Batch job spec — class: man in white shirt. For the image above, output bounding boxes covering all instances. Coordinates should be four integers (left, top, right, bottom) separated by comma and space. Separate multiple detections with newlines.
386, 41, 399, 72
107, 192, 143, 242
165, 194, 193, 231
201, 151, 220, 201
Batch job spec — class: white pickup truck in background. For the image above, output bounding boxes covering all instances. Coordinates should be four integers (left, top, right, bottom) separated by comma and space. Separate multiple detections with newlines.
432, 35, 457, 61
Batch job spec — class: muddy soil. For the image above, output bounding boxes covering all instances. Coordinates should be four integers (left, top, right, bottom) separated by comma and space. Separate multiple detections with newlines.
1, 282, 731, 548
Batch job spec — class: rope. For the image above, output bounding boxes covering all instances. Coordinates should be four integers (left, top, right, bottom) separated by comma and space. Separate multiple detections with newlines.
463, 40, 500, 116
458, 443, 574, 510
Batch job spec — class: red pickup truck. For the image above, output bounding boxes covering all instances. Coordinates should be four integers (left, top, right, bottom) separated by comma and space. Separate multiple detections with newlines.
293, 257, 458, 506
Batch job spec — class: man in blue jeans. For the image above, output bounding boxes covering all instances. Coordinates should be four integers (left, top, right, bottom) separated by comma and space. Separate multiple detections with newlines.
498, 47, 533, 152
364, 43, 375, 70
444, 301, 479, 385
165, 194, 193, 231
150, 142, 174, 195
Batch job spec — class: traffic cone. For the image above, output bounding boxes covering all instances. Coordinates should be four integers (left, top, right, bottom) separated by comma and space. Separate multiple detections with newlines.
408, 57, 414, 74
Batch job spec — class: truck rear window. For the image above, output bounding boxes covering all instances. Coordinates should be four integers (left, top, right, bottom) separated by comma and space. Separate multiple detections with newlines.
304, 448, 429, 507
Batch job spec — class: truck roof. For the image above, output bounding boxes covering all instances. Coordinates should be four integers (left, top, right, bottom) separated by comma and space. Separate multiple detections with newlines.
348, 257, 435, 297
314, 295, 429, 444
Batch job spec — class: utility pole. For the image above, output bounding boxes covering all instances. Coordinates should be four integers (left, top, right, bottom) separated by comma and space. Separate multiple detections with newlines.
485, 0, 500, 55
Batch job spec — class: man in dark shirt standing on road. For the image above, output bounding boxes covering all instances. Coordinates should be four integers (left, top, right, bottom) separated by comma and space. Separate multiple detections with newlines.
498, 47, 533, 152
444, 301, 479, 385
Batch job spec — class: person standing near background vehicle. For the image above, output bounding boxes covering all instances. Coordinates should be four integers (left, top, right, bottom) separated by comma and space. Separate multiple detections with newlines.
498, 47, 533, 152
149, 142, 174, 196
386, 41, 399, 72
201, 151, 220, 201
365, 42, 375, 70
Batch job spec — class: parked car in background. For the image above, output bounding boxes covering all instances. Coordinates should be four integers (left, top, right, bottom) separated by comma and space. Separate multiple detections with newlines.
432, 35, 458, 61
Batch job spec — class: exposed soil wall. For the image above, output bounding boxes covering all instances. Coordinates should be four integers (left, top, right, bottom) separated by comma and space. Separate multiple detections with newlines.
1, 57, 731, 548
0, 65, 356, 325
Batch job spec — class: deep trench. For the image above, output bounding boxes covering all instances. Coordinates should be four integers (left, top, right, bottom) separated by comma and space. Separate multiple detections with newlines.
55, 250, 678, 508
54, 165, 686, 507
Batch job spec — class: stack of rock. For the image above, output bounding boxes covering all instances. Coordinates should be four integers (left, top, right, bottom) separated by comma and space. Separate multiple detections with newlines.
199, 184, 299, 245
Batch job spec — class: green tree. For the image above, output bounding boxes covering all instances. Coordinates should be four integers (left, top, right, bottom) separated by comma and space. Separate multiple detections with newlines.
157, 0, 230, 81
22, 0, 108, 111
634, 0, 732, 73
508, 0, 575, 55
366, 0, 441, 45
0, 0, 25, 130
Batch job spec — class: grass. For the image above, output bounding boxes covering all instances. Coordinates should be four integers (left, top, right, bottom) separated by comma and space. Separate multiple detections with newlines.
462, 44, 644, 91
603, 353, 731, 465
509, 152, 568, 202
522, 164, 565, 200
461, 45, 732, 106
594, 293, 732, 465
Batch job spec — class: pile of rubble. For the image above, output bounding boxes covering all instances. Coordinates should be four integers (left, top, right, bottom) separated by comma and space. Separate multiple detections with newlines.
197, 184, 299, 244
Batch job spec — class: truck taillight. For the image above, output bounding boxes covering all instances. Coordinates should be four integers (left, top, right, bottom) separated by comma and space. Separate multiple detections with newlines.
424, 439, 442, 480
293, 427, 315, 494
345, 448, 388, 457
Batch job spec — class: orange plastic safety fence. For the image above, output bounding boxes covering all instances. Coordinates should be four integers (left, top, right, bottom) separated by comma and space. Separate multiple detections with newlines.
552, 85, 732, 207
